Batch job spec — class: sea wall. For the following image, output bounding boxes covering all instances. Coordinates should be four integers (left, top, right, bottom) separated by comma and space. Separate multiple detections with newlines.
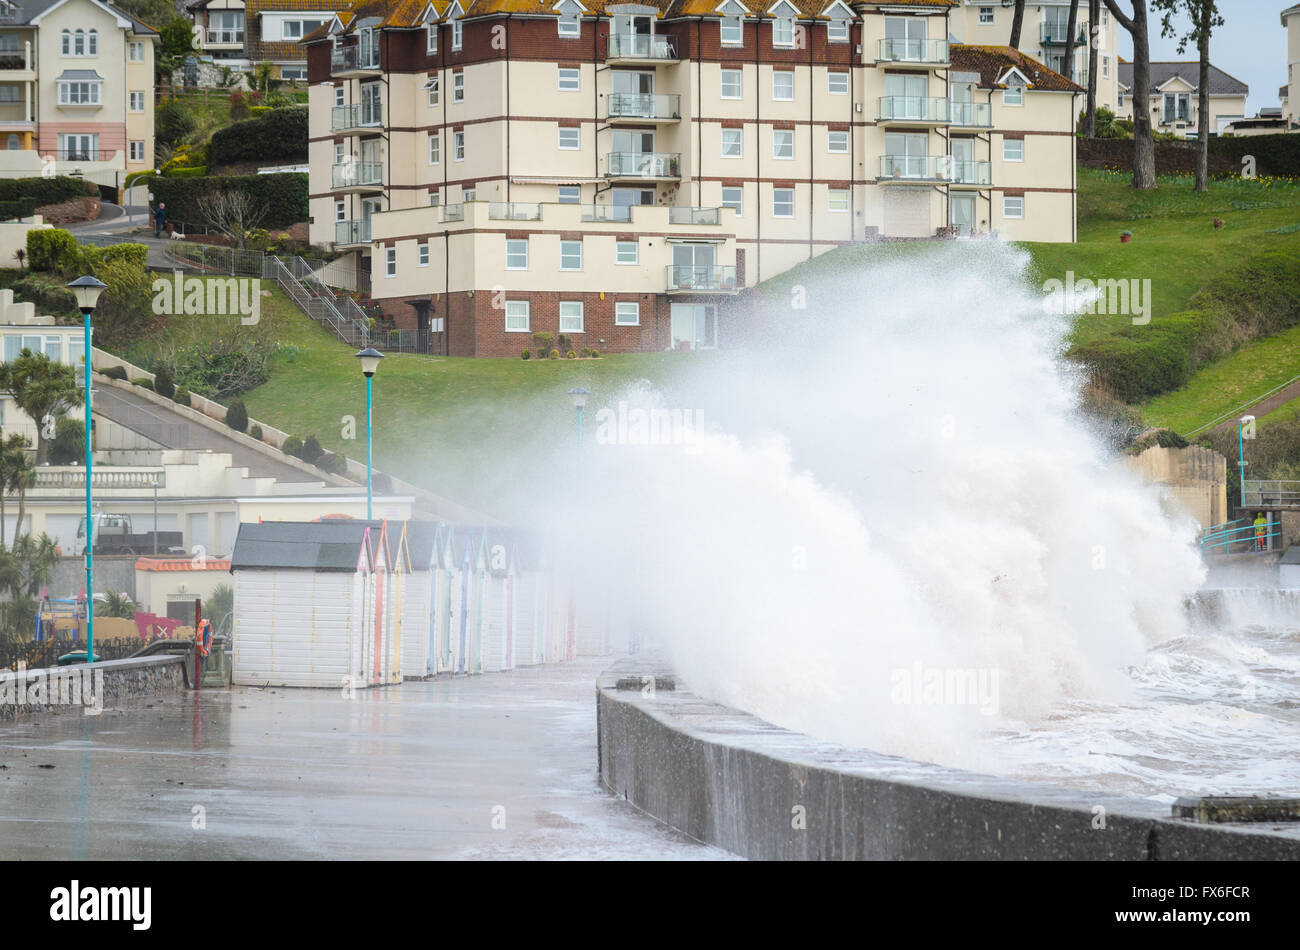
0, 655, 187, 723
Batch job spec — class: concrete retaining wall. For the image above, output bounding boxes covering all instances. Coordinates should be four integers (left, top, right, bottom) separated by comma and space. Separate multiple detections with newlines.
597, 658, 1300, 860
0, 655, 186, 722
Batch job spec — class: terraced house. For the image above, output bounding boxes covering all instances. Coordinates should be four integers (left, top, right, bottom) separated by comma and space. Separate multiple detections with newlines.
0, 0, 156, 188
188, 0, 356, 79
306, 0, 1079, 356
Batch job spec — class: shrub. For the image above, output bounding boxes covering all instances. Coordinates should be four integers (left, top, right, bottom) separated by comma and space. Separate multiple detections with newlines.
521, 349, 531, 360
26, 228, 76, 272
49, 417, 85, 465
250, 423, 263, 440
536, 349, 548, 359
12, 274, 76, 316
209, 106, 308, 167
558, 334, 572, 352
225, 399, 249, 433
172, 386, 192, 407
0, 176, 87, 206
101, 365, 128, 381
532, 331, 554, 349
282, 435, 304, 458
300, 435, 324, 465
0, 198, 36, 221
590, 349, 601, 359
228, 91, 250, 121
548, 349, 559, 360
566, 350, 577, 359
580, 347, 591, 357
91, 257, 156, 349
318, 451, 348, 475
156, 100, 197, 146
131, 377, 154, 390
152, 174, 309, 230
152, 367, 175, 399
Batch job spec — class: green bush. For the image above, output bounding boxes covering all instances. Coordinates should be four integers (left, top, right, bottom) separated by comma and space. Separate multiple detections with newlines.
566, 350, 577, 359
131, 377, 153, 390
156, 100, 197, 146
11, 274, 76, 315
152, 366, 175, 399
225, 399, 248, 433
165, 166, 208, 179
282, 435, 304, 458
101, 365, 128, 381
250, 423, 263, 440
0, 176, 88, 206
25, 228, 76, 272
228, 91, 250, 122
249, 105, 271, 116
209, 106, 308, 166
521, 349, 531, 360
318, 451, 348, 474
1209, 132, 1300, 177
532, 331, 554, 349
0, 199, 36, 221
152, 173, 309, 230
548, 349, 559, 360
49, 416, 85, 465
172, 386, 192, 407
590, 349, 601, 358
300, 434, 324, 464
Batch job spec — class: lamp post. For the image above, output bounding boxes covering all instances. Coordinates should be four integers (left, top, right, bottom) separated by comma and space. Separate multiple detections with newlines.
354, 347, 384, 519
151, 478, 159, 555
68, 275, 107, 664
1239, 415, 1252, 511
568, 387, 591, 448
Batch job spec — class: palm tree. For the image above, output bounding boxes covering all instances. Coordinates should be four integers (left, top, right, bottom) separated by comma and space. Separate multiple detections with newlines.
6, 438, 34, 548
102, 591, 137, 619
0, 349, 82, 463
0, 432, 32, 552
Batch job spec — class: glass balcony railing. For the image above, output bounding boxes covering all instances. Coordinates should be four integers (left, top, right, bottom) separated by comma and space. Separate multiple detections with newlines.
878, 96, 951, 122
879, 155, 953, 181
950, 160, 991, 185
331, 161, 383, 189
877, 38, 949, 64
668, 206, 720, 226
331, 102, 383, 131
205, 29, 244, 45
440, 203, 465, 222
1041, 20, 1088, 45
335, 219, 371, 245
606, 151, 680, 178
488, 202, 541, 220
608, 93, 681, 120
608, 33, 676, 60
666, 265, 738, 292
949, 101, 992, 128
580, 204, 633, 223
331, 44, 380, 74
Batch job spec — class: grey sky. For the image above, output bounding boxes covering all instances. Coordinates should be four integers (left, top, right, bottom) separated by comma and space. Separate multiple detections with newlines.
1114, 1, 1289, 116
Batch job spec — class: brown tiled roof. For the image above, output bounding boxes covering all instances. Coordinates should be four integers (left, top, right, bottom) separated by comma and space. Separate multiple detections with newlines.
246, 0, 355, 13
950, 44, 1084, 93
257, 39, 313, 59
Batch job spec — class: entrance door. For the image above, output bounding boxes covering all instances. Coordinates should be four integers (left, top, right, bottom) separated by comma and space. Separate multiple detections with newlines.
884, 15, 926, 60
950, 194, 975, 236
670, 303, 717, 349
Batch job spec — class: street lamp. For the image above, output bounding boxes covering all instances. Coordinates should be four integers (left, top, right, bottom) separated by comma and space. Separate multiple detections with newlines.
68, 275, 107, 664
1238, 415, 1253, 510
354, 347, 384, 519
568, 387, 591, 448
151, 478, 159, 555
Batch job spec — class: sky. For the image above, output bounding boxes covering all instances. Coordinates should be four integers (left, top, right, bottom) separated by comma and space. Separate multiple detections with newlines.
1115, 1, 1290, 116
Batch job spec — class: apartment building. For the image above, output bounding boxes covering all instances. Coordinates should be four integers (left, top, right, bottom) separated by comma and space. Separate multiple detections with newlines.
1284, 3, 1299, 127
307, 0, 1079, 356
1116, 60, 1248, 138
952, 0, 1119, 111
0, 0, 156, 188
189, 0, 356, 79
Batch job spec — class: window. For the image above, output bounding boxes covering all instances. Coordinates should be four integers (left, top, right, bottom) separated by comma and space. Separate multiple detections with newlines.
558, 15, 580, 37
827, 71, 848, 95
558, 185, 580, 203
615, 302, 640, 326
429, 132, 440, 164
1003, 138, 1024, 162
773, 129, 793, 159
129, 91, 145, 112
505, 238, 528, 269
558, 67, 580, 91
58, 132, 97, 160
335, 142, 345, 164
721, 68, 743, 99
560, 240, 582, 271
452, 73, 465, 103
721, 15, 742, 45
1003, 196, 1024, 219
827, 130, 848, 153
452, 19, 462, 50
334, 85, 345, 106
721, 129, 743, 158
1117, 92, 1125, 108
335, 200, 346, 222
773, 16, 794, 47
87, 30, 97, 55
454, 130, 465, 161
427, 23, 438, 52
418, 242, 430, 266
505, 301, 530, 332
385, 247, 396, 278
129, 42, 144, 61
429, 190, 441, 207
558, 127, 580, 150
721, 186, 743, 216
827, 19, 848, 43
615, 241, 638, 264
828, 188, 848, 212
559, 301, 584, 333
773, 70, 793, 101
463, 186, 476, 201
281, 66, 306, 81
58, 81, 101, 105
772, 187, 794, 217
1163, 92, 1190, 123
426, 75, 440, 105
1102, 8, 1108, 25
1003, 85, 1023, 106
1102, 55, 1110, 79
979, 6, 993, 24
129, 140, 144, 161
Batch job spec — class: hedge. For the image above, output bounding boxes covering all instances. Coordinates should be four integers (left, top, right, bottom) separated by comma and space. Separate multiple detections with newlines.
209, 106, 308, 167
0, 176, 92, 205
25, 228, 77, 272
1209, 133, 1300, 177
151, 173, 309, 230
0, 198, 36, 221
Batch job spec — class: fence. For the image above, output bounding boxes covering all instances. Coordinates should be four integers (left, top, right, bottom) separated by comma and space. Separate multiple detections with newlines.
0, 635, 155, 673
1200, 517, 1283, 556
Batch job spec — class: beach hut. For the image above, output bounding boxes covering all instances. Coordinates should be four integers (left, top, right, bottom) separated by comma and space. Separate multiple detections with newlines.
451, 529, 487, 674
230, 521, 378, 688
398, 521, 439, 679
366, 520, 399, 686
480, 529, 517, 672
510, 533, 548, 667
428, 523, 457, 674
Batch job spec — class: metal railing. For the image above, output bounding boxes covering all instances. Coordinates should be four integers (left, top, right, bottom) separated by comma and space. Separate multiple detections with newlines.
878, 96, 951, 122
1242, 480, 1300, 508
877, 38, 949, 64
331, 161, 383, 189
331, 102, 383, 131
335, 219, 371, 245
0, 52, 29, 70
879, 154, 953, 180
33, 467, 165, 489
668, 206, 720, 226
50, 148, 117, 162
666, 265, 737, 292
205, 28, 245, 45
950, 160, 991, 185
606, 151, 680, 178
440, 203, 465, 222
949, 101, 992, 127
581, 204, 632, 222
608, 93, 681, 120
1040, 20, 1088, 45
331, 44, 380, 73
1200, 518, 1282, 555
488, 201, 541, 220
608, 33, 676, 60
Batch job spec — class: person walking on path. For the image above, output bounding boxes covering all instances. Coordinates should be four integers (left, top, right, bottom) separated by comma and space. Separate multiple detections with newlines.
153, 201, 167, 238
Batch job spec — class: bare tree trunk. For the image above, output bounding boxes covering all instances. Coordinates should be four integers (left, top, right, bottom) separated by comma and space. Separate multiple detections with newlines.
1063, 0, 1081, 85
1195, 1, 1210, 192
1086, 0, 1100, 136
15, 486, 27, 547
1105, 0, 1157, 189
1010, 0, 1027, 48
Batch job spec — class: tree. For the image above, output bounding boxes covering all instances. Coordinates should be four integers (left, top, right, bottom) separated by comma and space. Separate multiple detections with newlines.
1104, 0, 1158, 189
5, 436, 34, 548
156, 99, 196, 148
1085, 0, 1101, 136
252, 62, 278, 98
1063, 1, 1082, 86
1154, 0, 1223, 192
0, 350, 83, 464
1009, 0, 1027, 47
196, 189, 268, 249
0, 433, 30, 552
102, 591, 137, 619
156, 16, 198, 86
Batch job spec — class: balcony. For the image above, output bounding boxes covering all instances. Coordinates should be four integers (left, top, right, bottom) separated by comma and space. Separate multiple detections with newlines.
0, 49, 33, 79
876, 38, 949, 67
666, 265, 738, 294
605, 151, 680, 180
49, 148, 118, 163
440, 203, 465, 223
878, 155, 953, 183
580, 204, 632, 223
489, 201, 541, 220
335, 219, 371, 246
33, 467, 165, 490
878, 96, 951, 126
949, 101, 992, 129
1040, 21, 1088, 46
668, 206, 720, 226
331, 102, 383, 134
607, 33, 677, 63
607, 93, 681, 124
331, 160, 383, 193
331, 44, 381, 77
949, 160, 991, 187
204, 28, 245, 48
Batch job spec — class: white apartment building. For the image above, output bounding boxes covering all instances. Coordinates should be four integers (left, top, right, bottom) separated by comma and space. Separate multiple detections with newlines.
1116, 60, 1249, 138
1284, 3, 1300, 127
0, 0, 157, 188
306, 0, 1080, 355
187, 0, 356, 80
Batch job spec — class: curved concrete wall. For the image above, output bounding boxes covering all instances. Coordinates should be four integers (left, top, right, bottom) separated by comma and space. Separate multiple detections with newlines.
597, 659, 1300, 860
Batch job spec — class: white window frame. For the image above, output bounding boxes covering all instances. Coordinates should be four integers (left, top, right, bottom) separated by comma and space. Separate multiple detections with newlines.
558, 127, 580, 150
557, 185, 580, 203
505, 300, 530, 332
281, 65, 307, 81
463, 186, 476, 201
453, 72, 464, 102
615, 241, 638, 264
335, 199, 346, 222
827, 130, 848, 153
773, 128, 794, 159
615, 301, 640, 326
558, 67, 580, 91
57, 81, 101, 105
334, 85, 345, 106
827, 71, 848, 95
129, 90, 145, 112
772, 187, 794, 217
1003, 85, 1023, 107
559, 301, 584, 333
560, 240, 583, 271
426, 75, 440, 105
452, 19, 463, 50
720, 68, 743, 99
721, 15, 743, 45
129, 140, 144, 161
558, 15, 580, 37
505, 238, 529, 270
129, 41, 144, 61
427, 23, 438, 52
827, 19, 848, 43
1003, 195, 1024, 219
429, 190, 441, 207
720, 186, 743, 216
384, 247, 397, 278
418, 242, 430, 266
979, 6, 993, 24
1102, 55, 1110, 80
772, 17, 794, 48
772, 69, 794, 101
828, 188, 848, 212
454, 130, 465, 161
429, 132, 440, 164
721, 128, 743, 158
1003, 138, 1024, 162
